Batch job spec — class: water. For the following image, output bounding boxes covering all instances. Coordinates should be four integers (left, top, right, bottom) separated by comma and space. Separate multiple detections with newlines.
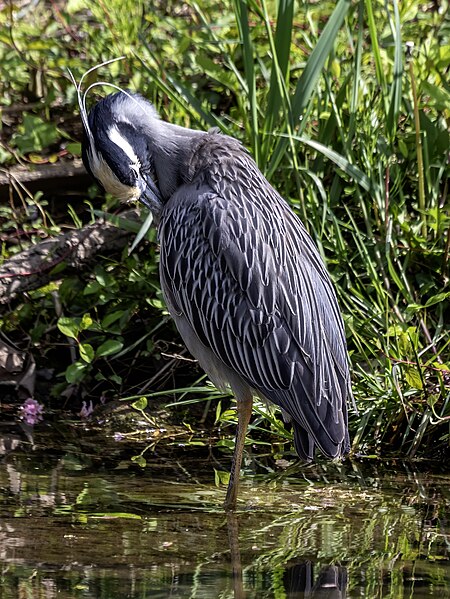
1, 422, 450, 598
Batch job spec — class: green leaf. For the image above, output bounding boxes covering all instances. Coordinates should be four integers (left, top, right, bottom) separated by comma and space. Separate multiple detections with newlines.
49, 261, 67, 276
407, 292, 450, 311
214, 469, 230, 487
0, 144, 12, 164
132, 397, 148, 411
131, 455, 147, 468
403, 365, 423, 390
11, 113, 60, 154
80, 313, 93, 330
422, 81, 450, 111
66, 142, 82, 156
95, 269, 114, 287
96, 339, 124, 357
57, 317, 81, 339
83, 280, 102, 295
65, 361, 87, 384
398, 139, 408, 158
79, 343, 95, 363
424, 292, 450, 308
215, 400, 222, 424
101, 310, 127, 329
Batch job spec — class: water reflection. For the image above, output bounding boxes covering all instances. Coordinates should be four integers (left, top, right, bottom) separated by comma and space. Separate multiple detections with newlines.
227, 513, 348, 599
284, 562, 347, 598
0, 423, 449, 598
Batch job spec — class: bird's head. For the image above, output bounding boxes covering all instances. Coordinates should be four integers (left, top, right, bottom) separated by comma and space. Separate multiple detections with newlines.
80, 91, 164, 217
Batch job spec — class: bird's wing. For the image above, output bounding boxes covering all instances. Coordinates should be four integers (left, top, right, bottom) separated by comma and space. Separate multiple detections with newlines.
159, 181, 349, 457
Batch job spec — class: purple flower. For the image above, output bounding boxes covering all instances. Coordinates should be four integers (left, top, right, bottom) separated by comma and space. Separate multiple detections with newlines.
79, 400, 94, 419
19, 398, 44, 426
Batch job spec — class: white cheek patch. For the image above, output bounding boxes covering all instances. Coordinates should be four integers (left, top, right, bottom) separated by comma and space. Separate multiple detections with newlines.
107, 124, 141, 171
88, 145, 140, 202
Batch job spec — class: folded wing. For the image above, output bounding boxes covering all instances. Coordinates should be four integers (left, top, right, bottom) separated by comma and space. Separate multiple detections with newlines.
159, 175, 350, 459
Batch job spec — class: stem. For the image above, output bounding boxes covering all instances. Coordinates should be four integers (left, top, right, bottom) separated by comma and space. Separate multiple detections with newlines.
409, 60, 426, 239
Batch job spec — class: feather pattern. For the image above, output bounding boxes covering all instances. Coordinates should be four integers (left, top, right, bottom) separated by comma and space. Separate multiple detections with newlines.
159, 132, 351, 460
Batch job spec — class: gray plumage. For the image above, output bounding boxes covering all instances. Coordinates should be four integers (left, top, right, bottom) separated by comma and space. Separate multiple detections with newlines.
160, 133, 350, 459
80, 90, 351, 506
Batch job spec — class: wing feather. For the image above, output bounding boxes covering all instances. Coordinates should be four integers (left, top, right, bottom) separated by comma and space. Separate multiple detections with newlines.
159, 136, 350, 458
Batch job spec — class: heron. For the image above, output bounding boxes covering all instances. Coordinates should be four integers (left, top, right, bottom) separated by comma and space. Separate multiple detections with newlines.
79, 90, 351, 510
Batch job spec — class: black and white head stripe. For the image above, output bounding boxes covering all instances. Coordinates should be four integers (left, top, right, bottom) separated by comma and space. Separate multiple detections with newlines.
69, 60, 158, 200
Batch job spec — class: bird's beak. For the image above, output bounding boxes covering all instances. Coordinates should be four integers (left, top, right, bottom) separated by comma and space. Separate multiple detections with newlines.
138, 174, 163, 217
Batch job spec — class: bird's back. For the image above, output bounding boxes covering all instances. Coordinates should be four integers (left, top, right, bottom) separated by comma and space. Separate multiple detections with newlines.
159, 132, 350, 460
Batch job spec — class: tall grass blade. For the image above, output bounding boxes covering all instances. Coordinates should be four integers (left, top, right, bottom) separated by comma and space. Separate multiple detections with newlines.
268, 0, 352, 177
386, 0, 403, 137
294, 135, 372, 192
129, 210, 153, 254
409, 60, 427, 238
135, 51, 231, 133
365, 0, 387, 99
348, 0, 364, 141
260, 0, 294, 162
233, 0, 260, 163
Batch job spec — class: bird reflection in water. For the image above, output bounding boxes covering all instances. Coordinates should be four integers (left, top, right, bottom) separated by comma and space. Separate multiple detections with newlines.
283, 560, 347, 598
227, 513, 347, 598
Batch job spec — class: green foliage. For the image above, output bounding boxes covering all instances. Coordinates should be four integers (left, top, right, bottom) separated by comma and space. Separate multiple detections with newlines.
11, 114, 60, 154
1, 0, 449, 458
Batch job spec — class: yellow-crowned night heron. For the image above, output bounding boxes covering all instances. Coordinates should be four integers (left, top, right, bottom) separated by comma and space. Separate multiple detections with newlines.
80, 91, 351, 510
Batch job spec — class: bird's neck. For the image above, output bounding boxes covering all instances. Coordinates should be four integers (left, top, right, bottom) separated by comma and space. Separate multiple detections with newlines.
147, 121, 205, 200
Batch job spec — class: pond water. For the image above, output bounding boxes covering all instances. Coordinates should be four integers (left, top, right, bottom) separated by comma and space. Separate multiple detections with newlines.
1, 421, 450, 598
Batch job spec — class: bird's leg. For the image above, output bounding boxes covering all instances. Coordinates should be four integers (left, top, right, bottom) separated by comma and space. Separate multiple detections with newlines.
223, 391, 253, 511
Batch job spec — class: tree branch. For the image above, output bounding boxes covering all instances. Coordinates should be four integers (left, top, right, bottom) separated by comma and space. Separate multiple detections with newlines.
0, 209, 141, 304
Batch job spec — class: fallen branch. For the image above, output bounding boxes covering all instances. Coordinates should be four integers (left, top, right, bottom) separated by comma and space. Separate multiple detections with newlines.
0, 209, 141, 304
